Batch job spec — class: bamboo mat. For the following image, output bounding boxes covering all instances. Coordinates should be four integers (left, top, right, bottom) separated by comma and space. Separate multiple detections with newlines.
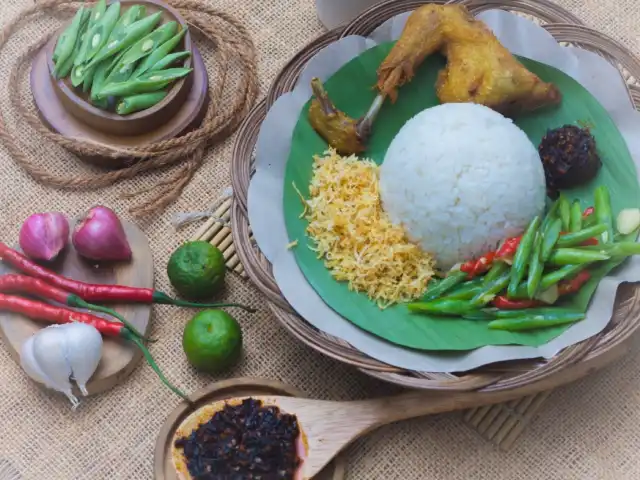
1, 1, 640, 479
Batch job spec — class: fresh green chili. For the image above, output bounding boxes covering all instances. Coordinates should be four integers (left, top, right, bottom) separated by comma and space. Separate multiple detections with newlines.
132, 28, 187, 77
507, 215, 540, 297
116, 91, 168, 115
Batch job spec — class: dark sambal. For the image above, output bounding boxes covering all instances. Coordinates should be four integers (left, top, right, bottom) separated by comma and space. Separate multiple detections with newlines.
174, 398, 301, 479
538, 125, 601, 196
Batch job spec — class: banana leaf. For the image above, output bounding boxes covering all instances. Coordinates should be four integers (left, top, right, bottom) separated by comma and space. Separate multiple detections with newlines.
283, 41, 640, 351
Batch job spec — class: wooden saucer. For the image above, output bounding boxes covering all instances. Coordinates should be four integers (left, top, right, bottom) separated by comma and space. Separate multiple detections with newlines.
154, 378, 347, 480
0, 220, 153, 396
30, 43, 209, 169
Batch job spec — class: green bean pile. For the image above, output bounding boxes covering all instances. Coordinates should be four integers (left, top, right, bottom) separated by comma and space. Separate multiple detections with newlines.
407, 185, 640, 332
52, 0, 193, 115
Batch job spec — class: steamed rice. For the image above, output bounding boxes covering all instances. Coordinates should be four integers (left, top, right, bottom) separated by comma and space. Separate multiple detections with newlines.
379, 103, 546, 269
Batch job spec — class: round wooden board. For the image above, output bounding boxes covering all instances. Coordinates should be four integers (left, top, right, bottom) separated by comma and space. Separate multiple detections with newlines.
154, 378, 347, 480
30, 43, 209, 168
0, 219, 153, 396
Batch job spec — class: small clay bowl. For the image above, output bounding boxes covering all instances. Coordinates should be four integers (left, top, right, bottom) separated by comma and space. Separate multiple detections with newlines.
46, 0, 193, 137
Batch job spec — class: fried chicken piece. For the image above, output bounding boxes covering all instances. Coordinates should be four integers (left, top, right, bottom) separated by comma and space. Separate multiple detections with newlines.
308, 4, 561, 154
377, 4, 561, 115
308, 78, 366, 155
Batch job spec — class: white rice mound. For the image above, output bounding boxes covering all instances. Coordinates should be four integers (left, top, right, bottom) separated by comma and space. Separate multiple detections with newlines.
379, 103, 547, 270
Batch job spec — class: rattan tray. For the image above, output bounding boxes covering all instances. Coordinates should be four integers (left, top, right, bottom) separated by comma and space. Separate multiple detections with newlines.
231, 0, 640, 391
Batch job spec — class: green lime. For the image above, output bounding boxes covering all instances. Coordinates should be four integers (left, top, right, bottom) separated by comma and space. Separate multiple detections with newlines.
167, 241, 226, 300
182, 310, 243, 373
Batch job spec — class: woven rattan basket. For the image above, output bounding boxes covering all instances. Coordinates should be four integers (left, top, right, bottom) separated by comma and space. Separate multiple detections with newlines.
231, 0, 640, 391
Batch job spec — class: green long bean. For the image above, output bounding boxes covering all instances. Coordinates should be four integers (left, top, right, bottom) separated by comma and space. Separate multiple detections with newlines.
594, 185, 614, 243
507, 216, 540, 297
132, 28, 187, 77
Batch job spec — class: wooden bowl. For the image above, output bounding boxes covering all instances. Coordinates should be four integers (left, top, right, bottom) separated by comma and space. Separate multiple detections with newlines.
45, 0, 193, 137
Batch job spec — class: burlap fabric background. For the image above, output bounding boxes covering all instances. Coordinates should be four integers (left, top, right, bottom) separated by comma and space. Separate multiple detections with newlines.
0, 0, 639, 479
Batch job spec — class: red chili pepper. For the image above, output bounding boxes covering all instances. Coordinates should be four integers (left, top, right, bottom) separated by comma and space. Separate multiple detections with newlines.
492, 296, 544, 309
0, 243, 254, 312
0, 274, 148, 340
495, 236, 522, 262
579, 238, 599, 246
559, 232, 599, 247
0, 293, 190, 402
558, 271, 591, 296
460, 251, 496, 278
582, 206, 595, 218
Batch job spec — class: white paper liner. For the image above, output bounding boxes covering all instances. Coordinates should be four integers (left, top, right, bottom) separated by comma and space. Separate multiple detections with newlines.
248, 9, 640, 372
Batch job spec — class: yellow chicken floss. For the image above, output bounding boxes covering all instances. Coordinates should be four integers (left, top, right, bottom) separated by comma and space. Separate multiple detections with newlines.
299, 149, 436, 308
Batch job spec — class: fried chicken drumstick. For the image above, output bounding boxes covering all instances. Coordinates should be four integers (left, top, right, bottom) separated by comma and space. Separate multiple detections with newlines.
309, 4, 562, 155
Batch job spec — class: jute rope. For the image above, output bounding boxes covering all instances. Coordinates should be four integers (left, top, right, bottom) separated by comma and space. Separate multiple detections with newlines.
0, 0, 258, 217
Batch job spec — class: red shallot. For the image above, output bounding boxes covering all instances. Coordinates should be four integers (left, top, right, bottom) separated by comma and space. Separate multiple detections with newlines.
19, 212, 70, 261
72, 206, 132, 262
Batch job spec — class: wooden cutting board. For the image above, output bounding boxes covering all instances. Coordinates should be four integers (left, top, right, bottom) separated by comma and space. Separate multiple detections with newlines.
0, 219, 153, 396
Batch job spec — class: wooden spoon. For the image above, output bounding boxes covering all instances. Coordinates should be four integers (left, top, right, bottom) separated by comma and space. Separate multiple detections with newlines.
171, 341, 629, 479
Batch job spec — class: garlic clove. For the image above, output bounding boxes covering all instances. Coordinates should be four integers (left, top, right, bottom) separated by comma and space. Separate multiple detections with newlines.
60, 323, 103, 396
20, 335, 56, 389
32, 325, 79, 409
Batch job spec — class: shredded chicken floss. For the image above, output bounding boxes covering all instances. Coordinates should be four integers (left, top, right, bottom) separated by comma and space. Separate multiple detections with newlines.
300, 149, 436, 308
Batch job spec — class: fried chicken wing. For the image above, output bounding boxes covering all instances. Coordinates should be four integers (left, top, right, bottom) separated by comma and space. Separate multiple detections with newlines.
378, 4, 561, 114
308, 4, 562, 154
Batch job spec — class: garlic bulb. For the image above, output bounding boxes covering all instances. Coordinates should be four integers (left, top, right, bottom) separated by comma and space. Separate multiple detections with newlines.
19, 323, 103, 409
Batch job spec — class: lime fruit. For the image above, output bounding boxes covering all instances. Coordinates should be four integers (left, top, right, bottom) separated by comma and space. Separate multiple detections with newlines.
167, 241, 226, 300
182, 310, 243, 373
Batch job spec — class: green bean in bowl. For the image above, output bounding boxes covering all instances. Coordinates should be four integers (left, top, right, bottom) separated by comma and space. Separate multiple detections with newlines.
50, 1, 193, 116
